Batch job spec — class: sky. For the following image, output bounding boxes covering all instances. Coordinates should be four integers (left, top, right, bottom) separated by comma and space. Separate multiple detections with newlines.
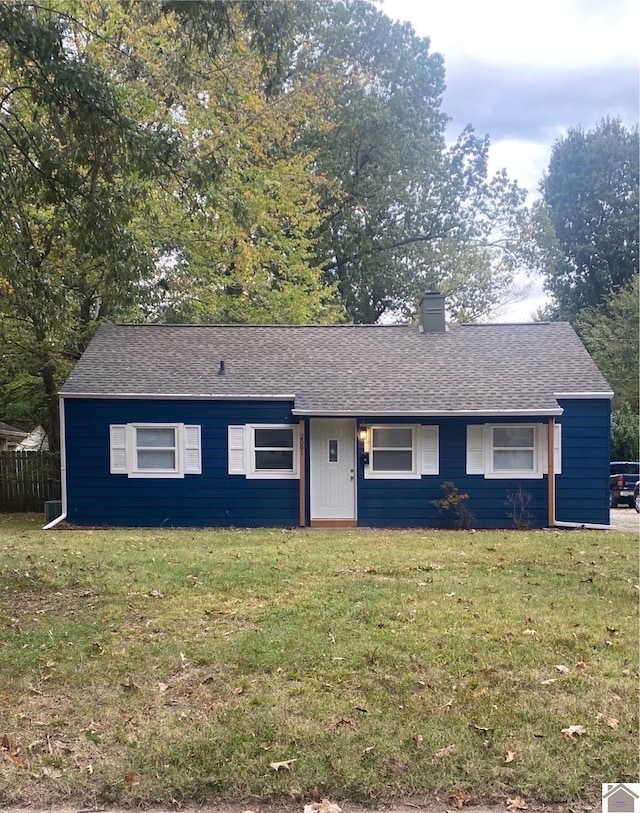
379, 0, 640, 321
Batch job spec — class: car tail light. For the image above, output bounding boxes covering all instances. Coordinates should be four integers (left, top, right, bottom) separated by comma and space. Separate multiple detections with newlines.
617, 475, 625, 487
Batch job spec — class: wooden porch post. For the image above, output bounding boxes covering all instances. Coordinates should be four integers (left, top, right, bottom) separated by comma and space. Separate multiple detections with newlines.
299, 420, 306, 527
547, 417, 555, 526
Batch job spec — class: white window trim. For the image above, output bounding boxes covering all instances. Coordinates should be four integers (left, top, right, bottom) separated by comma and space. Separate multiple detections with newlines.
228, 424, 301, 479
363, 424, 422, 480
110, 423, 201, 479
467, 423, 561, 480
128, 423, 182, 478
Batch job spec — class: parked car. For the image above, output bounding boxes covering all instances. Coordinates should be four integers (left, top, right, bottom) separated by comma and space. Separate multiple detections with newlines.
610, 461, 640, 508
634, 481, 639, 513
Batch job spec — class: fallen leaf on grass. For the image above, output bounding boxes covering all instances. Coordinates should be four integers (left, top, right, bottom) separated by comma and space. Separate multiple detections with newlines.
449, 790, 473, 809
604, 717, 619, 729
412, 733, 424, 748
41, 766, 62, 779
336, 717, 354, 728
157, 682, 169, 694
504, 750, 517, 763
540, 678, 558, 685
121, 676, 141, 692
561, 725, 586, 741
124, 771, 140, 787
1, 734, 9, 750
507, 796, 528, 811
469, 723, 492, 732
232, 686, 244, 696
555, 664, 570, 674
434, 744, 457, 758
304, 800, 343, 813
269, 758, 296, 771
384, 756, 408, 773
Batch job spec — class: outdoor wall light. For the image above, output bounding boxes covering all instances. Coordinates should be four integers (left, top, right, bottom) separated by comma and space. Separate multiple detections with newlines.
358, 426, 368, 442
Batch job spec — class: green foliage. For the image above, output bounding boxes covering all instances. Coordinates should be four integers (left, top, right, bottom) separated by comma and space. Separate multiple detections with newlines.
540, 118, 639, 321
431, 481, 473, 529
611, 402, 640, 462
575, 276, 639, 414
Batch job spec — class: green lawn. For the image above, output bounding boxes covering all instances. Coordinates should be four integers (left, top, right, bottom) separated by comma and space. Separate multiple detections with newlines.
0, 515, 637, 808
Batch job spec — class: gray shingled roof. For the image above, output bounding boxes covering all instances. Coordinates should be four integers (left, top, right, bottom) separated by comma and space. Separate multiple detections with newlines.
60, 322, 612, 415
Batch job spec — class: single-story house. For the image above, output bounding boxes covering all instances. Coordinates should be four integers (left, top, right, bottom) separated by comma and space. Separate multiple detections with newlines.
51, 294, 613, 529
0, 421, 28, 451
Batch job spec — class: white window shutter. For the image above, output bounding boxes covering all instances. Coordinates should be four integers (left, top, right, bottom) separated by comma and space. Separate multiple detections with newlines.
420, 425, 439, 475
542, 424, 562, 475
554, 424, 562, 475
110, 425, 127, 474
466, 425, 484, 474
228, 425, 246, 475
184, 425, 202, 474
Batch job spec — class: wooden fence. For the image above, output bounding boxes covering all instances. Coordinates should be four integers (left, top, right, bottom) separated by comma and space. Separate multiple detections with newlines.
0, 451, 61, 512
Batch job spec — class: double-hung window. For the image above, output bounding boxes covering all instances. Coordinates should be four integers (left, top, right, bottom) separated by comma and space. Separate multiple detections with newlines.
363, 424, 438, 479
110, 423, 201, 478
135, 426, 178, 473
228, 424, 299, 479
466, 423, 561, 479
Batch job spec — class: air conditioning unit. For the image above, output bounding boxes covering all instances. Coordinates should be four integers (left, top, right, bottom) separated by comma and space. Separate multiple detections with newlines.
44, 500, 62, 523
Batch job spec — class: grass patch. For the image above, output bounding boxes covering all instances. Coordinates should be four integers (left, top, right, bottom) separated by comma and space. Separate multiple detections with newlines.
0, 516, 637, 807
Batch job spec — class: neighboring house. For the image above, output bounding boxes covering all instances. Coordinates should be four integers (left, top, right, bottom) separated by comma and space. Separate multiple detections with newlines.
15, 424, 49, 451
0, 421, 27, 451
54, 294, 613, 529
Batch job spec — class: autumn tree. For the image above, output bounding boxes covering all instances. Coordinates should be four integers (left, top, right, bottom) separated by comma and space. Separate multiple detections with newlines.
288, 0, 551, 322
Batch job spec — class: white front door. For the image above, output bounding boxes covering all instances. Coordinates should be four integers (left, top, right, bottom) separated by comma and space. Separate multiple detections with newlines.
310, 419, 356, 521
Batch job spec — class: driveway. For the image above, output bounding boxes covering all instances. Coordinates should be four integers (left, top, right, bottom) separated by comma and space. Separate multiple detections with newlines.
610, 506, 639, 532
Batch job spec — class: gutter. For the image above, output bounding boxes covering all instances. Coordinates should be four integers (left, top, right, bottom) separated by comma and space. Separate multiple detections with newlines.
553, 521, 616, 530
43, 397, 67, 530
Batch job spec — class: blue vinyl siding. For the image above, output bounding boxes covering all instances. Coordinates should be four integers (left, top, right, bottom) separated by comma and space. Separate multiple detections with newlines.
555, 399, 610, 525
357, 417, 548, 529
64, 398, 610, 529
64, 399, 299, 527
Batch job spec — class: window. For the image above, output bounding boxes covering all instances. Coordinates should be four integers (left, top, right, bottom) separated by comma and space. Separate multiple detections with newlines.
228, 424, 299, 479
135, 426, 178, 472
253, 426, 295, 473
371, 426, 414, 473
492, 426, 535, 473
466, 423, 561, 479
110, 423, 201, 478
363, 425, 438, 479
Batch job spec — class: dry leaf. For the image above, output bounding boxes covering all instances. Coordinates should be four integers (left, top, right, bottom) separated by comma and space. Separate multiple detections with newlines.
575, 661, 587, 670
157, 682, 169, 694
243, 809, 264, 813
336, 717, 354, 728
540, 678, 557, 685
384, 756, 408, 773
121, 676, 141, 692
604, 717, 619, 729
507, 796, 528, 811
469, 723, 491, 732
304, 800, 343, 813
435, 744, 457, 758
124, 771, 140, 787
561, 724, 586, 741
232, 686, 244, 696
1, 734, 10, 750
413, 733, 424, 748
555, 664, 570, 674
449, 790, 473, 809
269, 758, 296, 771
504, 750, 517, 763
148, 589, 163, 598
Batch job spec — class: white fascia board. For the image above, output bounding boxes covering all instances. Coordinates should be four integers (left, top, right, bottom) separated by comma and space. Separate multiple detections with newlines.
554, 391, 614, 400
292, 408, 564, 417
553, 521, 615, 530
60, 392, 296, 401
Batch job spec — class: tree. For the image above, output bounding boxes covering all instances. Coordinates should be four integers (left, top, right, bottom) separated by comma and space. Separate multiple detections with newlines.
540, 118, 639, 321
288, 0, 551, 323
0, 1, 310, 448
